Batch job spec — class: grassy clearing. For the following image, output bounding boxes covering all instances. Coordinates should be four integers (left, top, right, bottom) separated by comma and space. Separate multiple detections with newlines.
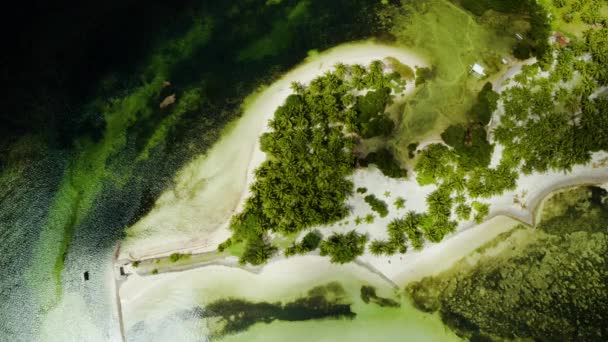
386, 0, 515, 159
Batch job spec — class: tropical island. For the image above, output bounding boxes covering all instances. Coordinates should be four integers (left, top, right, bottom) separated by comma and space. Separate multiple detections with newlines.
116, 0, 608, 339
2, 0, 608, 341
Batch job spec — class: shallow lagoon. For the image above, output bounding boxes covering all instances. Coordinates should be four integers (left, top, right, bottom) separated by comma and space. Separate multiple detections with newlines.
122, 257, 460, 341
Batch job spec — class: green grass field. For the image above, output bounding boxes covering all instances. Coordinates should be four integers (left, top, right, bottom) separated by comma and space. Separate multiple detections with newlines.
387, 0, 516, 160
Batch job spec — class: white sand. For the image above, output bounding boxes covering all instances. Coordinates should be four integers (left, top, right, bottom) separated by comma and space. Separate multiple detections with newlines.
119, 41, 428, 261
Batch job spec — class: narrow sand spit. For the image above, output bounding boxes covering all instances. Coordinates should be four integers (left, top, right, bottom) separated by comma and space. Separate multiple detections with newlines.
119, 41, 428, 261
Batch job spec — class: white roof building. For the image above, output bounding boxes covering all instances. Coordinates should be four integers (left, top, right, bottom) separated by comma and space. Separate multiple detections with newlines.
471, 63, 486, 77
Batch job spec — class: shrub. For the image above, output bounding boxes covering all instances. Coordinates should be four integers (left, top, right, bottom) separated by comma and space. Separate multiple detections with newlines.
364, 194, 389, 217
285, 231, 322, 257
320, 231, 368, 263
218, 237, 233, 252
356, 187, 368, 194
359, 148, 408, 178
440, 124, 493, 169
407, 142, 419, 158
386, 56, 415, 80
455, 204, 472, 221
470, 82, 499, 125
472, 201, 490, 223
369, 240, 397, 256
403, 212, 424, 250
415, 67, 434, 86
414, 144, 456, 185
240, 235, 277, 265
513, 42, 531, 60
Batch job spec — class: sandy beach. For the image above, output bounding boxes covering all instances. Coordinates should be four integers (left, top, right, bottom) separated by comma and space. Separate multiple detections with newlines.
119, 41, 428, 261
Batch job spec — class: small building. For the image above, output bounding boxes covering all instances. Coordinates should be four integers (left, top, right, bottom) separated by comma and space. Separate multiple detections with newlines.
501, 57, 509, 65
470, 63, 486, 78
515, 33, 524, 40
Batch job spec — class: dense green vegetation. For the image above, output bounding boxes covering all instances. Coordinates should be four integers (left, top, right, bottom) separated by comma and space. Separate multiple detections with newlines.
407, 142, 418, 158
364, 194, 390, 218
385, 57, 415, 80
454, 203, 472, 221
422, 187, 458, 242
319, 231, 368, 264
230, 61, 406, 265
495, 26, 608, 174
440, 125, 493, 170
285, 231, 322, 257
393, 197, 406, 209
370, 211, 425, 256
341, 0, 565, 260
239, 235, 278, 266
359, 148, 408, 178
471, 201, 490, 223
408, 186, 608, 341
352, 85, 396, 138
414, 144, 456, 186
470, 82, 499, 125
414, 67, 435, 86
